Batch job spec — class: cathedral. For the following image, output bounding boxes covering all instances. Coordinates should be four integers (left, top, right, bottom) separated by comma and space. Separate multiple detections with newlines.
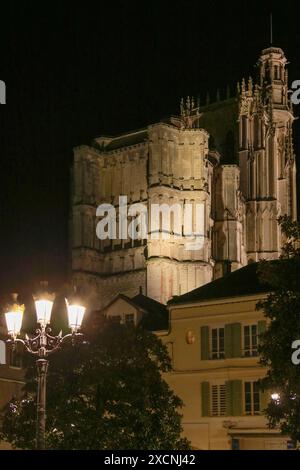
70, 47, 297, 309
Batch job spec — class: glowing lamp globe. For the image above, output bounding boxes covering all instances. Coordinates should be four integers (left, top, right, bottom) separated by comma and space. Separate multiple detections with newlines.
34, 299, 54, 327
5, 298, 24, 339
271, 392, 280, 405
271, 392, 280, 402
66, 300, 86, 332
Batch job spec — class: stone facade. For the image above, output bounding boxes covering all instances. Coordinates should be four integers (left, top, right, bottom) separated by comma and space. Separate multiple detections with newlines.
239, 48, 297, 261
70, 47, 297, 309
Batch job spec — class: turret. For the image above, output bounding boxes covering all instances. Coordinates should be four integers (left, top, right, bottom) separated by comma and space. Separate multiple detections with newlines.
238, 47, 297, 262
259, 47, 290, 110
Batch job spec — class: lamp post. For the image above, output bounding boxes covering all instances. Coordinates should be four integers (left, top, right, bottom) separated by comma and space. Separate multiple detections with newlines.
4, 291, 86, 450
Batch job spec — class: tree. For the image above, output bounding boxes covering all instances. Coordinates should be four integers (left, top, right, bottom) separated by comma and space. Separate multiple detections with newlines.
0, 318, 190, 450
257, 215, 300, 447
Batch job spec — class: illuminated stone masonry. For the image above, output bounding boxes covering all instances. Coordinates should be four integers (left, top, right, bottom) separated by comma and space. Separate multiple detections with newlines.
71, 47, 297, 308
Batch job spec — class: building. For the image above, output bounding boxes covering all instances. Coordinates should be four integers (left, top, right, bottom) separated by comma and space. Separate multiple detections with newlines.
97, 262, 290, 449
0, 327, 24, 450
70, 46, 297, 309
90, 290, 168, 332
161, 262, 289, 450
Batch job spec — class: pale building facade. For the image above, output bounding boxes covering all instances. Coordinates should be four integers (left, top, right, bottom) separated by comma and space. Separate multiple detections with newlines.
161, 263, 290, 450
70, 47, 297, 309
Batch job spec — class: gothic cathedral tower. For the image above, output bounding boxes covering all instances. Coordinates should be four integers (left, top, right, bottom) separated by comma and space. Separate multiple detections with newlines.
238, 47, 297, 262
71, 46, 297, 309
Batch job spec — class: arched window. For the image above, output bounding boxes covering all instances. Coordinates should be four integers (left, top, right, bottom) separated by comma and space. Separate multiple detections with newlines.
0, 340, 6, 365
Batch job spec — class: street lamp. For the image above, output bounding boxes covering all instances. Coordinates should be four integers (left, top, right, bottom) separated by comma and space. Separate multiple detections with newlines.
271, 392, 280, 404
4, 289, 86, 450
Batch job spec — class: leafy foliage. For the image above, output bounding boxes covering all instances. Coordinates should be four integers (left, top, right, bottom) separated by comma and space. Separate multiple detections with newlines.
257, 215, 300, 446
0, 319, 189, 450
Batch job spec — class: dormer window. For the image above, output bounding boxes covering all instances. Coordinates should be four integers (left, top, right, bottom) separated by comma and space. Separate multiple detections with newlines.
125, 313, 135, 325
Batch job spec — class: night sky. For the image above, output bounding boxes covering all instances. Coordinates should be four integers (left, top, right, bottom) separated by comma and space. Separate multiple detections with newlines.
1, 0, 300, 294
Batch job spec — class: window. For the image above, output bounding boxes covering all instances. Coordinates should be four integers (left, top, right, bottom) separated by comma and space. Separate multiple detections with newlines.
211, 384, 227, 416
10, 349, 22, 369
244, 381, 260, 415
211, 327, 225, 359
274, 65, 281, 80
232, 438, 240, 450
110, 315, 121, 324
125, 313, 134, 325
243, 325, 258, 357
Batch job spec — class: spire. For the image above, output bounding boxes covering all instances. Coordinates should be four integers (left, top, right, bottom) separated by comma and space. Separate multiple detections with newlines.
248, 77, 253, 96
241, 78, 246, 95
186, 95, 191, 111
179, 95, 202, 129
180, 97, 184, 115
259, 46, 289, 109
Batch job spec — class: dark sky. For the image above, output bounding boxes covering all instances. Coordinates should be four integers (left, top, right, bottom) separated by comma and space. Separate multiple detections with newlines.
0, 0, 300, 293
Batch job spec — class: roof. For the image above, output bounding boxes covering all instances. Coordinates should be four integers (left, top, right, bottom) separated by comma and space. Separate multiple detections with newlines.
101, 293, 144, 313
132, 293, 167, 317
131, 293, 168, 331
169, 262, 270, 306
95, 292, 168, 331
93, 129, 148, 151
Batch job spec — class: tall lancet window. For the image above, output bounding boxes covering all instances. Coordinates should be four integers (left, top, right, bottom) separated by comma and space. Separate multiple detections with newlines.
242, 116, 248, 149
253, 115, 260, 149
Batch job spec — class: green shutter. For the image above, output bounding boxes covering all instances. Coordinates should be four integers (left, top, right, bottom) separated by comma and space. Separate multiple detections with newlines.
201, 381, 210, 417
226, 380, 232, 414
201, 326, 210, 360
226, 380, 243, 416
260, 388, 269, 413
225, 323, 241, 358
225, 324, 233, 358
258, 320, 267, 346
232, 323, 241, 357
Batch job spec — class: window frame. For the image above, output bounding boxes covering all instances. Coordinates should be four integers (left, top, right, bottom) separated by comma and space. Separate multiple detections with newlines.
242, 323, 258, 357
124, 313, 135, 325
244, 380, 260, 415
211, 381, 227, 417
108, 312, 136, 326
210, 325, 225, 360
